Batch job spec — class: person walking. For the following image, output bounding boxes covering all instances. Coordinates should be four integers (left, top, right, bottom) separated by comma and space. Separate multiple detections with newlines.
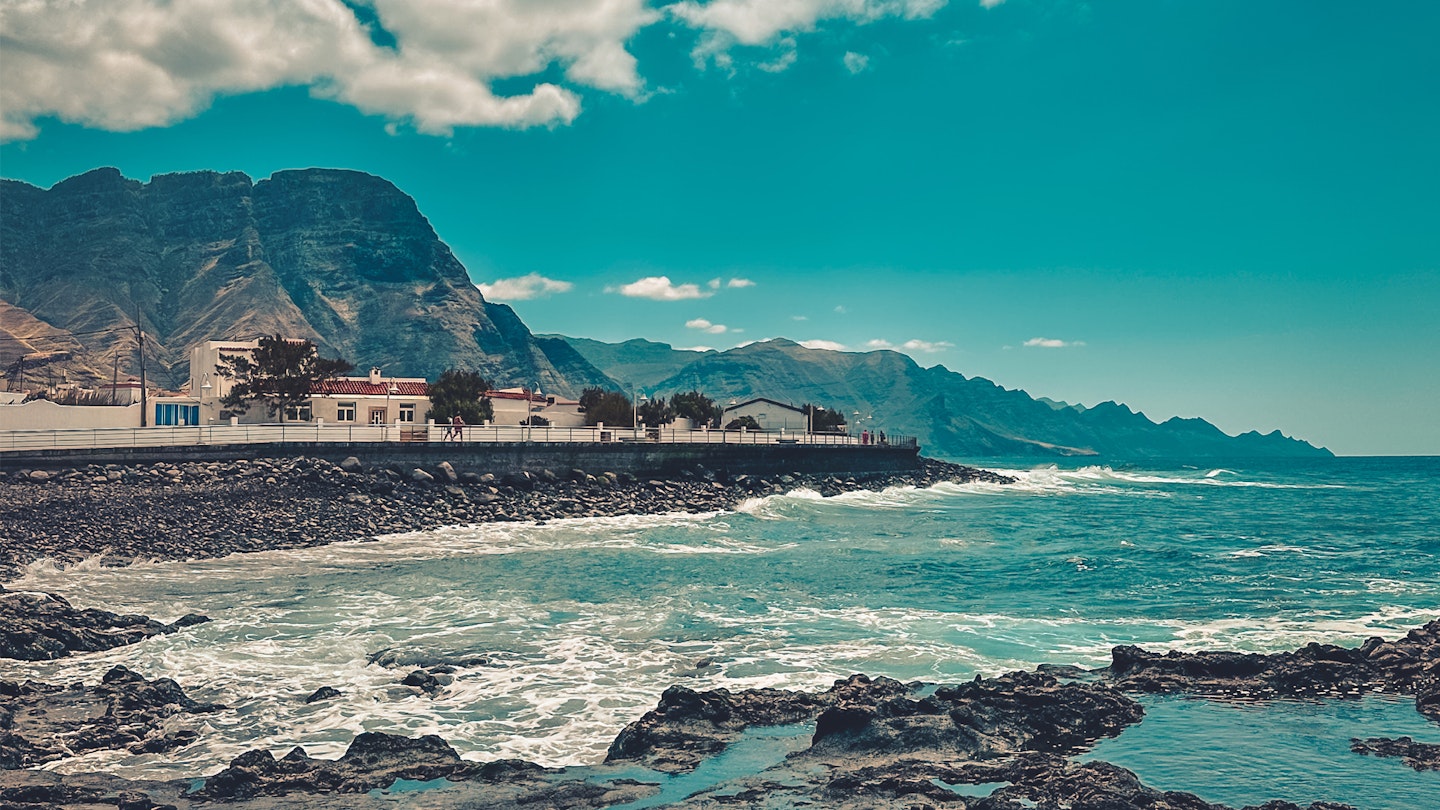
450, 413, 465, 442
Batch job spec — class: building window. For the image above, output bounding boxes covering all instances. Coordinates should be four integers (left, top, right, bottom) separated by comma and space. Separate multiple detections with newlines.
284, 403, 313, 422
337, 402, 356, 422
154, 403, 200, 426
398, 403, 416, 423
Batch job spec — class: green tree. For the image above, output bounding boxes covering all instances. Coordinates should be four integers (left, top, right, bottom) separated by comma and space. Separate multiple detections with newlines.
217, 335, 353, 422
636, 395, 674, 426
802, 404, 847, 433
578, 386, 634, 426
670, 390, 722, 427
427, 369, 494, 425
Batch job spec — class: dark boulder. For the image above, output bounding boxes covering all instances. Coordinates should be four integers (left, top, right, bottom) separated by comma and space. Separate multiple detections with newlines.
0, 590, 208, 661
196, 732, 474, 800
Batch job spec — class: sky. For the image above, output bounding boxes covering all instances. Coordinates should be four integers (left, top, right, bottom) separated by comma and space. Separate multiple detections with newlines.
1, 0, 1436, 456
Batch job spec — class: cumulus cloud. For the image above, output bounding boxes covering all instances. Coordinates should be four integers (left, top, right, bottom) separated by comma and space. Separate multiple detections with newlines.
609, 275, 712, 301
902, 339, 953, 352
686, 318, 731, 334
1, 0, 967, 141
843, 51, 871, 73
675, 345, 718, 352
476, 273, 573, 301
1024, 337, 1086, 348
799, 339, 848, 351
867, 338, 953, 353
727, 277, 756, 288
669, 0, 946, 48
0, 0, 655, 140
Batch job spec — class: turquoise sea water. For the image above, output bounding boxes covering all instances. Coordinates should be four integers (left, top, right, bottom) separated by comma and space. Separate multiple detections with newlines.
4, 457, 1437, 804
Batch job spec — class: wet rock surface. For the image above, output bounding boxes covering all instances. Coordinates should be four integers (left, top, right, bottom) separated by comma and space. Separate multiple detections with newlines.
0, 456, 1008, 579
1348, 735, 1440, 771
1104, 619, 1440, 721
0, 665, 222, 770
194, 732, 481, 800
0, 584, 208, 661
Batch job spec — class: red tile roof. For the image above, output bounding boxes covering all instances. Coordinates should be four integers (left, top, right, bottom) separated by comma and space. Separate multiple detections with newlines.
312, 380, 429, 396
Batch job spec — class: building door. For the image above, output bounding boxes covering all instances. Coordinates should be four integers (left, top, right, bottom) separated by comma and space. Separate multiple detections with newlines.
369, 408, 387, 424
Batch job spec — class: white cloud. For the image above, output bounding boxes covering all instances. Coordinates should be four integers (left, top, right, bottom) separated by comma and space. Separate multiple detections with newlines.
708, 278, 722, 290
834, 305, 848, 314
867, 338, 953, 353
727, 277, 756, 288
1023, 337, 1086, 348
981, 0, 1007, 8
669, 0, 946, 48
1, 0, 960, 141
843, 51, 871, 73
686, 318, 730, 334
758, 37, 799, 73
0, 0, 655, 140
902, 339, 953, 352
675, 345, 718, 352
669, 0, 946, 71
610, 275, 712, 301
792, 315, 808, 321
476, 273, 573, 301
799, 339, 848, 351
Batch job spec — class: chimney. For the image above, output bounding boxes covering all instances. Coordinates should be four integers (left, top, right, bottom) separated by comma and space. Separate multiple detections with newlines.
369, 367, 381, 385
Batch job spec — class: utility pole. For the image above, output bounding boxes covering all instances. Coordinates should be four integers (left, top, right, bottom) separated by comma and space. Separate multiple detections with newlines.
135, 306, 148, 427
111, 346, 120, 405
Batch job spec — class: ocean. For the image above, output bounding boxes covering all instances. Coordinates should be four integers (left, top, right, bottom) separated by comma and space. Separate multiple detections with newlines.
6, 456, 1438, 807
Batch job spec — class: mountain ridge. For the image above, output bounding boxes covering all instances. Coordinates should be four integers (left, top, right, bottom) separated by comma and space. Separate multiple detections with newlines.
556, 336, 1331, 459
0, 167, 612, 395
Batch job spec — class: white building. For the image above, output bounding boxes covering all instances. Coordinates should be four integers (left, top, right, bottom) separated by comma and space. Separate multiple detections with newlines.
721, 397, 807, 431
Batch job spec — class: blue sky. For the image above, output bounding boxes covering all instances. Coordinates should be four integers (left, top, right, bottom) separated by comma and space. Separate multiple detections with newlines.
2, 0, 1436, 455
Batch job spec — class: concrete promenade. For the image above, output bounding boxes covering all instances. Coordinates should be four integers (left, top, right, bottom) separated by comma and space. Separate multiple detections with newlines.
0, 424, 920, 477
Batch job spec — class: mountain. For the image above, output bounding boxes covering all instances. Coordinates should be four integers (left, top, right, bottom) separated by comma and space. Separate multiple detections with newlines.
0, 167, 611, 395
536, 335, 712, 392
556, 336, 1332, 459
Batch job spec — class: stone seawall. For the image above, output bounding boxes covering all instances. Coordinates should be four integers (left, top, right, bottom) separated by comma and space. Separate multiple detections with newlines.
1, 441, 920, 478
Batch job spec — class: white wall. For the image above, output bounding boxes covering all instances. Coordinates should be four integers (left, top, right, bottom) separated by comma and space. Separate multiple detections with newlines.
0, 399, 141, 429
724, 400, 806, 431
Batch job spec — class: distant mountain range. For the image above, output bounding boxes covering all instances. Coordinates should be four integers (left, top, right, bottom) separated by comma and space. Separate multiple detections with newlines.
1, 167, 1328, 458
549, 335, 1332, 459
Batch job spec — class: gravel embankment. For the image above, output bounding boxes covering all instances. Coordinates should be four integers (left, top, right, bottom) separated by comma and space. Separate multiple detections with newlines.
0, 456, 1011, 580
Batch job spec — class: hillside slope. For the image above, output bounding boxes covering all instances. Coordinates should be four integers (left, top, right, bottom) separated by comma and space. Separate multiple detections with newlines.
0, 168, 608, 395
562, 336, 1331, 459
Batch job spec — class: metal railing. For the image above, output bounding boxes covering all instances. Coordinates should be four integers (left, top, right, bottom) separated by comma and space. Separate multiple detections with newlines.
0, 422, 917, 453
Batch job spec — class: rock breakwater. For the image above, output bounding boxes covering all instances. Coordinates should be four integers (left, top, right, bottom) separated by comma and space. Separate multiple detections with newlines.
0, 455, 1008, 579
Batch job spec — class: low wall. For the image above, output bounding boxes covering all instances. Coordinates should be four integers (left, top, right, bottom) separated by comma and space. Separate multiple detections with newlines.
0, 400, 141, 429
1, 441, 921, 478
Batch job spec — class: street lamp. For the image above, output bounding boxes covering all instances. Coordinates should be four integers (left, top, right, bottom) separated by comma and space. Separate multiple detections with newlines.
633, 390, 647, 439
387, 380, 398, 439
528, 383, 543, 442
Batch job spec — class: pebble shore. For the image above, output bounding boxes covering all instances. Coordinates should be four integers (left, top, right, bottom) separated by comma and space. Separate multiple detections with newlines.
0, 455, 1012, 580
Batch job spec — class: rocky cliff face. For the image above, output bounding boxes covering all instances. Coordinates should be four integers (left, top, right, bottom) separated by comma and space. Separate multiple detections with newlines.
0, 167, 608, 395
561, 337, 1332, 458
